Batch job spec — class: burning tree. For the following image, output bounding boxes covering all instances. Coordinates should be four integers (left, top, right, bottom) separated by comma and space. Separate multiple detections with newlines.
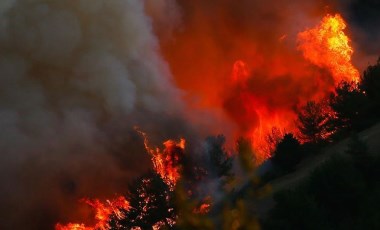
109, 172, 176, 230
55, 196, 130, 230
296, 101, 332, 145
136, 128, 185, 188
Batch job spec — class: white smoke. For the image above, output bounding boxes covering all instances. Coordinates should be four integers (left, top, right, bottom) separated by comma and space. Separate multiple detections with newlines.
0, 0, 186, 228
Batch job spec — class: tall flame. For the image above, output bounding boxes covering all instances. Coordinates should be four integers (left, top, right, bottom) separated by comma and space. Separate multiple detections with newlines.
136, 128, 185, 188
55, 196, 130, 230
297, 14, 359, 83
224, 14, 360, 161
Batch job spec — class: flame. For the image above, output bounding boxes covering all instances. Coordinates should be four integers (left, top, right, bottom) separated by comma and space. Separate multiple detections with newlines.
55, 196, 130, 230
223, 14, 360, 161
232, 60, 250, 83
193, 203, 211, 214
297, 14, 359, 83
136, 128, 185, 188
55, 223, 92, 230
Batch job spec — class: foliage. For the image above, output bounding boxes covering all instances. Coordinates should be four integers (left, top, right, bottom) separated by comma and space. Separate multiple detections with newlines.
296, 101, 332, 145
264, 139, 380, 230
328, 81, 369, 138
205, 135, 233, 178
271, 133, 302, 172
264, 127, 284, 157
109, 172, 175, 230
360, 57, 380, 117
236, 137, 256, 172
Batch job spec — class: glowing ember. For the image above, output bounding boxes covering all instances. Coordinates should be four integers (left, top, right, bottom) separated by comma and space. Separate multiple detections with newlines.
136, 128, 185, 188
298, 14, 359, 83
55, 223, 92, 230
55, 196, 129, 230
193, 203, 211, 214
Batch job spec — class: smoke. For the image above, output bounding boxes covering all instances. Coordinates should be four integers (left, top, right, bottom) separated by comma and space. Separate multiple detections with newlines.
335, 0, 380, 70
0, 0, 189, 229
1, 0, 379, 228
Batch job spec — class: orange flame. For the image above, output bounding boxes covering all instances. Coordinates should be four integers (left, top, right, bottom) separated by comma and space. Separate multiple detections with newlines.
136, 128, 185, 188
55, 196, 130, 230
193, 203, 211, 214
297, 14, 359, 83
225, 14, 359, 161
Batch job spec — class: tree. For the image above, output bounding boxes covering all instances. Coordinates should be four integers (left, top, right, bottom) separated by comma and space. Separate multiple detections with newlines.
204, 135, 233, 178
109, 172, 176, 230
236, 137, 256, 172
265, 127, 284, 157
265, 154, 380, 230
271, 133, 302, 172
360, 57, 380, 120
328, 81, 369, 138
296, 101, 331, 145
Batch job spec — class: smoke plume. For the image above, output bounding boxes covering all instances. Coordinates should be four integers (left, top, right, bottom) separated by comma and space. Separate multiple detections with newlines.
0, 0, 188, 229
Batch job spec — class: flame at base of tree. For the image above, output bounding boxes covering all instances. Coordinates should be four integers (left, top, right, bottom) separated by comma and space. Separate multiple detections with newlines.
136, 127, 185, 188
298, 14, 359, 84
55, 196, 130, 230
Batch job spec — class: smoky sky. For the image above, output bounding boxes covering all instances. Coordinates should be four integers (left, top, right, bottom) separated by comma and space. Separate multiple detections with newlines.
0, 0, 193, 229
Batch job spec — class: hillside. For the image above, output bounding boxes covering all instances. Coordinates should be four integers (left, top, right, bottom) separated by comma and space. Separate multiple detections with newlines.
254, 122, 380, 218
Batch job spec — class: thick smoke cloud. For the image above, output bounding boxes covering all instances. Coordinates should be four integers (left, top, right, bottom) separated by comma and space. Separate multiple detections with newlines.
0, 0, 189, 229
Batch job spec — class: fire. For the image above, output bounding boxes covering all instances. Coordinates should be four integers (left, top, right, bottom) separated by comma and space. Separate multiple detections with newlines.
223, 13, 360, 161
55, 196, 130, 230
232, 60, 250, 83
226, 59, 294, 161
55, 223, 92, 230
297, 14, 359, 83
194, 203, 211, 214
136, 128, 185, 188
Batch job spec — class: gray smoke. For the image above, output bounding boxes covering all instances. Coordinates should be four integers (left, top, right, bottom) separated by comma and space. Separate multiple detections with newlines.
0, 0, 188, 229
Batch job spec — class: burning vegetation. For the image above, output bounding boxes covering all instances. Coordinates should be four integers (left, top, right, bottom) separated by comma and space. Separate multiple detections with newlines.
55, 7, 380, 230
1, 0, 380, 229
298, 14, 360, 84
55, 196, 130, 230
136, 128, 185, 188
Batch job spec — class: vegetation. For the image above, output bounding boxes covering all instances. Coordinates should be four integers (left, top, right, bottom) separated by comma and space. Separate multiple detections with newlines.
109, 172, 176, 229
271, 133, 302, 172
205, 135, 233, 178
296, 101, 331, 145
107, 59, 380, 229
264, 138, 380, 230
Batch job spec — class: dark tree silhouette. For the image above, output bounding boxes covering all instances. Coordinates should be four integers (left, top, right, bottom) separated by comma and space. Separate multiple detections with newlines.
265, 127, 283, 157
296, 101, 331, 144
265, 153, 380, 230
236, 137, 256, 172
360, 57, 380, 119
109, 172, 175, 230
328, 81, 369, 137
205, 135, 233, 178
271, 133, 302, 172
